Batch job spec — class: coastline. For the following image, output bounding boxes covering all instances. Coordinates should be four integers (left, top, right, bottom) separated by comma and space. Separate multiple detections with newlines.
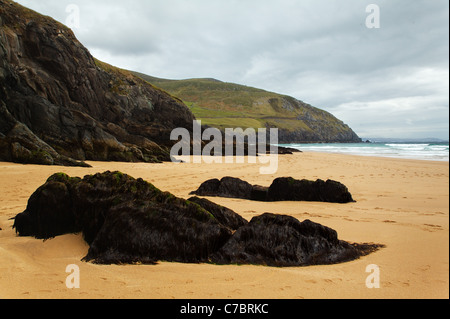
278, 142, 450, 162
0, 151, 448, 299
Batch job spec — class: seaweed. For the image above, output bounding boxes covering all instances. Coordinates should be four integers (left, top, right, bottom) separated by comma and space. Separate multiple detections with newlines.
13, 171, 382, 266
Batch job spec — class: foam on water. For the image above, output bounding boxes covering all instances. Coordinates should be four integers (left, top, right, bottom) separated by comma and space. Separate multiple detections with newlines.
279, 142, 449, 162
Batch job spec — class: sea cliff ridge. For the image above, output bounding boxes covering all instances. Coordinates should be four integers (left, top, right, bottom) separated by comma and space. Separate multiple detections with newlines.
1, 0, 360, 167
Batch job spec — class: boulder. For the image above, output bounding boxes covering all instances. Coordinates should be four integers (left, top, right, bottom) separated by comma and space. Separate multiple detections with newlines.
191, 176, 355, 203
13, 172, 380, 266
250, 185, 269, 202
211, 213, 380, 267
189, 177, 254, 200
188, 196, 248, 231
267, 177, 355, 203
13, 171, 232, 264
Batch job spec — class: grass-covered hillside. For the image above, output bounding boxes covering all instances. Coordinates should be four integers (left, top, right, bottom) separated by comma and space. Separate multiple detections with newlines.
132, 72, 361, 143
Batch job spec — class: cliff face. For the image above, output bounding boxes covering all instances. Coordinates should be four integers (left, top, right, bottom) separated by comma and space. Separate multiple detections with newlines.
0, 0, 195, 166
274, 98, 362, 144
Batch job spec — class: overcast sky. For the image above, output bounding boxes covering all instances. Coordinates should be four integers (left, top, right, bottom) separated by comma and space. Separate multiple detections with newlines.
15, 0, 449, 140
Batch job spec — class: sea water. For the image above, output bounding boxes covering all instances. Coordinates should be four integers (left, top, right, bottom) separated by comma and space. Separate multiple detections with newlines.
278, 142, 449, 162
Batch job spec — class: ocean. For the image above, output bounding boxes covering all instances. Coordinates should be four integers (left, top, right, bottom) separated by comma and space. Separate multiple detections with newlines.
278, 142, 449, 162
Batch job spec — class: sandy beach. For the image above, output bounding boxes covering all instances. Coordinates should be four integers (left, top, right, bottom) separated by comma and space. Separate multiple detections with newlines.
0, 152, 448, 299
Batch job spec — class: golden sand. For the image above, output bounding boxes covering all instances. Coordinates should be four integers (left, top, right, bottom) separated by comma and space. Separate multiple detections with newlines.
0, 152, 448, 299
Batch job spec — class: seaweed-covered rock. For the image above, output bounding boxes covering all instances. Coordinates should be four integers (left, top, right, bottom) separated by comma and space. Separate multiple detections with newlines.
190, 176, 355, 203
188, 196, 248, 231
13, 172, 380, 266
12, 173, 80, 238
211, 213, 380, 267
267, 177, 355, 203
13, 171, 232, 264
189, 177, 254, 199
250, 185, 269, 202
83, 202, 231, 265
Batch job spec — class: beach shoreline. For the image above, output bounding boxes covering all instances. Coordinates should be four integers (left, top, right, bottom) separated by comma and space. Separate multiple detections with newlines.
278, 142, 450, 162
0, 151, 448, 299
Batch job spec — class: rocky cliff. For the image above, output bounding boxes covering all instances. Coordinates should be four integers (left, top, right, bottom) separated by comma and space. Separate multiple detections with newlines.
0, 0, 195, 166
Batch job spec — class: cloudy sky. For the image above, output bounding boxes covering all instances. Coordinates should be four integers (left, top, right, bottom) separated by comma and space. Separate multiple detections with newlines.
15, 0, 449, 140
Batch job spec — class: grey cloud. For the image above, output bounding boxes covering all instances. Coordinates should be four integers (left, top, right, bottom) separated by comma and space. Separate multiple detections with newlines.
14, 0, 450, 139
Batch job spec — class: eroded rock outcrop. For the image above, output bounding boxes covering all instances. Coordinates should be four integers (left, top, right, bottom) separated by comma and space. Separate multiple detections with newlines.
13, 171, 235, 264
190, 176, 355, 203
267, 177, 355, 203
187, 196, 248, 231
189, 177, 254, 200
13, 172, 380, 266
211, 213, 379, 267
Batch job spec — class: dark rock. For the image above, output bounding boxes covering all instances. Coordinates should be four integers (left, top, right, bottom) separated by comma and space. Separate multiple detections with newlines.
267, 177, 355, 203
0, 102, 90, 166
13, 172, 380, 266
250, 185, 269, 202
211, 213, 381, 267
273, 146, 302, 155
218, 177, 253, 199
13, 171, 232, 264
191, 176, 355, 203
189, 178, 221, 196
188, 196, 248, 231
83, 202, 231, 265
12, 175, 78, 238
189, 177, 254, 200
0, 1, 195, 166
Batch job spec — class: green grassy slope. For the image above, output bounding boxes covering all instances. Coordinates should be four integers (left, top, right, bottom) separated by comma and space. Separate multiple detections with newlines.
131, 72, 361, 143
